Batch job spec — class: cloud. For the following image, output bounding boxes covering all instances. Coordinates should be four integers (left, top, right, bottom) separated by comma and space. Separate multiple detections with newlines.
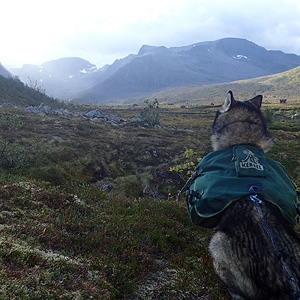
198, 0, 300, 53
2, 0, 300, 67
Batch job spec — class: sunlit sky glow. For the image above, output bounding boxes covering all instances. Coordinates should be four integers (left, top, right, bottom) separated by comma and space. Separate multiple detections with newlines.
2, 0, 300, 68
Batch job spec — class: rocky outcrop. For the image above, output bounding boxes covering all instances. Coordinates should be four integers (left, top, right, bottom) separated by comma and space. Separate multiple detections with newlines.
25, 103, 123, 125
82, 109, 121, 124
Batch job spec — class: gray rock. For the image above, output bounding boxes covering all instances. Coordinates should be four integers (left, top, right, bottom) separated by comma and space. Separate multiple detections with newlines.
101, 183, 111, 191
2, 103, 14, 108
56, 108, 74, 117
52, 136, 64, 140
84, 109, 103, 118
25, 104, 123, 125
130, 113, 142, 122
25, 106, 36, 113
38, 103, 53, 114
26, 103, 53, 114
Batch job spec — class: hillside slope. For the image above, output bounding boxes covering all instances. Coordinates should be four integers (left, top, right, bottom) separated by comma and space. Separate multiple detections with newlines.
0, 75, 67, 108
142, 65, 300, 105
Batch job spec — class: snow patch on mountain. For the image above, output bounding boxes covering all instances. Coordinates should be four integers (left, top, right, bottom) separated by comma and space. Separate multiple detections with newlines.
233, 54, 250, 60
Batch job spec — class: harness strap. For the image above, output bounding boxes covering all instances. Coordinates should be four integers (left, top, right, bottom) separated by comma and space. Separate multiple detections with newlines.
177, 167, 203, 201
187, 190, 202, 199
296, 205, 300, 224
249, 186, 300, 299
186, 190, 203, 209
251, 195, 289, 259
181, 167, 202, 193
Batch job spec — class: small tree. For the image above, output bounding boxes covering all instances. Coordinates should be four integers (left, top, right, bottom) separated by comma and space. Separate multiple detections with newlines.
140, 99, 160, 127
169, 149, 202, 182
27, 77, 46, 95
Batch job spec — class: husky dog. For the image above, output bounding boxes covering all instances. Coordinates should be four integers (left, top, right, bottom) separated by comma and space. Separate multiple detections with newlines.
208, 91, 300, 300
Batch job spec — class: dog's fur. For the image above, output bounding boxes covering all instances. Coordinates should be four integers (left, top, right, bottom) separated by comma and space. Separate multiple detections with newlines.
211, 91, 273, 152
208, 91, 300, 300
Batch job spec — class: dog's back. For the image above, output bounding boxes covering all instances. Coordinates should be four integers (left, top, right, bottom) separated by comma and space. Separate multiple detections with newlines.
210, 197, 300, 299
207, 92, 300, 299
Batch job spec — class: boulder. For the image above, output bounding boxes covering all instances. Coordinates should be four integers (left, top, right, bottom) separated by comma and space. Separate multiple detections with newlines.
130, 113, 142, 123
84, 109, 103, 118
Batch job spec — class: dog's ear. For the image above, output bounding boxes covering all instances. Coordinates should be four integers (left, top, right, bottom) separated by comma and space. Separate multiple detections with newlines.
248, 95, 263, 109
220, 91, 236, 113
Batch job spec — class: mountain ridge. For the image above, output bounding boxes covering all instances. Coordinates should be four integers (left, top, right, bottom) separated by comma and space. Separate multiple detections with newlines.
7, 38, 300, 104
0, 63, 12, 78
71, 38, 300, 104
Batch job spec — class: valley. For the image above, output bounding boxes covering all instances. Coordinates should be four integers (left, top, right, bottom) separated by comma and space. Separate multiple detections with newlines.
8, 38, 300, 105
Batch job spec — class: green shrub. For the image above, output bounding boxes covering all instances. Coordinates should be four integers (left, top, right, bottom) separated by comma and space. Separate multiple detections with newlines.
29, 165, 67, 185
263, 108, 274, 124
140, 99, 160, 127
113, 175, 144, 198
140, 108, 160, 127
170, 149, 202, 182
0, 112, 29, 170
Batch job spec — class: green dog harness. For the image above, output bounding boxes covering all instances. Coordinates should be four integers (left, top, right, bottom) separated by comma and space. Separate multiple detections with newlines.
186, 145, 298, 228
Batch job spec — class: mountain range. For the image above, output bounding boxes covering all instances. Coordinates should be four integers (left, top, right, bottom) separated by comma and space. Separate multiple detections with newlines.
10, 57, 98, 100
6, 38, 300, 104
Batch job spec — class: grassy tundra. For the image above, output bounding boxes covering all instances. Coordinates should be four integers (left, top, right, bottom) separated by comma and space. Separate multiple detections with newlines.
0, 97, 299, 299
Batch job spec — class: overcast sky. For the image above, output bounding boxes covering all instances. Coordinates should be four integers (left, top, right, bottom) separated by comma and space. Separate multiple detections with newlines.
2, 0, 300, 68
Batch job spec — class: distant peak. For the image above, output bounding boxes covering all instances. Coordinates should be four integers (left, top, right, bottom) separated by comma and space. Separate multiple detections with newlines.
138, 45, 168, 56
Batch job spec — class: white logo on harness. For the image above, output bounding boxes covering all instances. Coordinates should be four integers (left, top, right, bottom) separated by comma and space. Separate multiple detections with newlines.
240, 149, 264, 171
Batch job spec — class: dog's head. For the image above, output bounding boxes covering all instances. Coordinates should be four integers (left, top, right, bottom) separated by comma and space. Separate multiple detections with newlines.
211, 91, 273, 152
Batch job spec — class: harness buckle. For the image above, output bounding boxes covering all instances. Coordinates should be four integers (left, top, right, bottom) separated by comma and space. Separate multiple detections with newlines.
249, 185, 262, 204
250, 194, 262, 204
